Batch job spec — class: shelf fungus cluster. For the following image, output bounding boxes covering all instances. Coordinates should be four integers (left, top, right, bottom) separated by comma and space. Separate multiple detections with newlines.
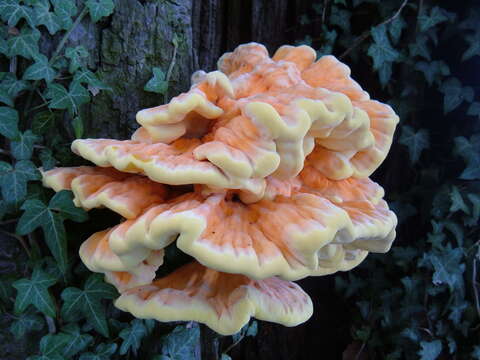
42, 43, 399, 335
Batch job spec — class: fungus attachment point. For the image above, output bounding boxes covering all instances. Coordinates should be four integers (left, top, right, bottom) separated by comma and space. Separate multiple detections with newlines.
42, 42, 399, 334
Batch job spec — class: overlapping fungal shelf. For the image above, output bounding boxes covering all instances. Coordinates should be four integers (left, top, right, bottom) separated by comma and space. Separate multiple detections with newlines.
42, 43, 399, 335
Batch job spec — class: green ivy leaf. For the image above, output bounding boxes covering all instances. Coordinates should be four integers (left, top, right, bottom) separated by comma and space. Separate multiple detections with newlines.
65, 46, 89, 74
467, 101, 480, 118
439, 77, 474, 114
367, 25, 399, 86
61, 324, 93, 358
74, 69, 110, 90
79, 343, 117, 360
9, 310, 44, 339
0, 106, 19, 139
466, 193, 480, 226
32, 112, 55, 135
418, 340, 442, 360
119, 319, 147, 355
23, 54, 56, 83
462, 32, 480, 61
388, 15, 406, 44
409, 34, 431, 61
34, 0, 62, 35
0, 73, 29, 106
414, 61, 450, 86
72, 116, 84, 138
0, 160, 39, 204
449, 186, 470, 215
12, 267, 57, 317
51, 0, 77, 29
0, 0, 36, 27
17, 191, 87, 272
472, 346, 480, 359
419, 6, 448, 32
60, 275, 117, 337
10, 130, 39, 160
399, 126, 429, 164
159, 324, 200, 360
453, 135, 480, 180
37, 333, 72, 358
144, 67, 168, 94
330, 6, 351, 33
49, 190, 88, 222
45, 81, 90, 115
86, 0, 115, 23
8, 26, 40, 60
39, 148, 57, 171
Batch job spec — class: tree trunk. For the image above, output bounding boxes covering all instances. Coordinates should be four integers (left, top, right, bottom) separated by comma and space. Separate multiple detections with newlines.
1, 1, 350, 359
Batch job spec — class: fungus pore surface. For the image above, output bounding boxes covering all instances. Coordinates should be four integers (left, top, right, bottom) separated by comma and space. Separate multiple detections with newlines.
41, 43, 399, 335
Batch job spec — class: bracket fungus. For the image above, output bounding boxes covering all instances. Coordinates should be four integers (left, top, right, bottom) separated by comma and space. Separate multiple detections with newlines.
42, 43, 399, 335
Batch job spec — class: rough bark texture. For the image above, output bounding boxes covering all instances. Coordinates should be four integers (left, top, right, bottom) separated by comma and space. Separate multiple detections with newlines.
0, 1, 352, 359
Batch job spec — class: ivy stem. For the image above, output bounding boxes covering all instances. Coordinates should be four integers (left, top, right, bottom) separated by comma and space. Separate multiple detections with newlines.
163, 37, 178, 104
339, 0, 410, 59
24, 7, 89, 117
49, 7, 89, 65
0, 218, 18, 226
45, 315, 56, 334
472, 258, 480, 321
0, 229, 31, 258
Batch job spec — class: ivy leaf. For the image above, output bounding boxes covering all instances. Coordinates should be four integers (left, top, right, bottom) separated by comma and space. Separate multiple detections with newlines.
23, 54, 56, 83
160, 324, 200, 360
8, 27, 40, 60
74, 69, 110, 89
439, 78, 474, 114
453, 135, 480, 180
0, 73, 29, 106
419, 6, 448, 32
418, 340, 442, 360
119, 319, 147, 355
409, 34, 431, 61
37, 333, 72, 358
468, 102, 480, 119
72, 116, 84, 138
49, 190, 88, 222
466, 193, 480, 226
34, 0, 62, 35
61, 324, 93, 358
399, 126, 429, 164
0, 0, 36, 27
32, 112, 55, 135
12, 267, 57, 317
462, 32, 480, 61
449, 186, 470, 215
414, 61, 450, 86
65, 46, 89, 74
86, 0, 115, 23
10, 310, 44, 339
144, 67, 168, 94
39, 148, 57, 171
0, 160, 39, 204
367, 25, 399, 85
79, 343, 117, 360
45, 81, 90, 115
388, 15, 406, 44
17, 191, 87, 272
472, 346, 480, 359
424, 245, 465, 293
60, 275, 117, 337
330, 6, 351, 33
51, 0, 77, 29
10, 130, 39, 160
0, 106, 19, 139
